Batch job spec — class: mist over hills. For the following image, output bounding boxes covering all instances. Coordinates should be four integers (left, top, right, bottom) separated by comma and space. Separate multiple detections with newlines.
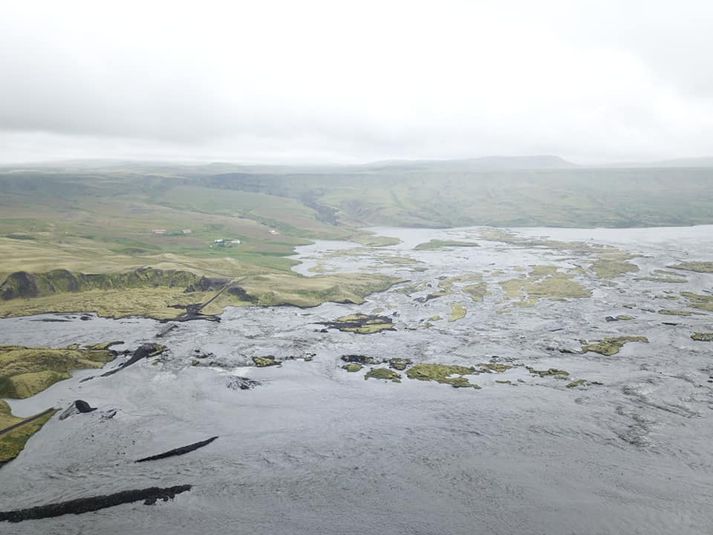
6, 153, 713, 176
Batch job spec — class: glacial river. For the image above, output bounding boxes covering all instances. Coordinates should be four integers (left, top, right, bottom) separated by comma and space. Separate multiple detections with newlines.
1, 225, 712, 534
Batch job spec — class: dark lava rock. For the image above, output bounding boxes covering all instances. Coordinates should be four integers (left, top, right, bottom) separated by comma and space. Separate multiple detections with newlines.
59, 399, 97, 420
184, 276, 230, 292
341, 354, 376, 365
226, 285, 257, 302
135, 436, 218, 463
0, 485, 192, 522
101, 343, 166, 377
75, 400, 96, 413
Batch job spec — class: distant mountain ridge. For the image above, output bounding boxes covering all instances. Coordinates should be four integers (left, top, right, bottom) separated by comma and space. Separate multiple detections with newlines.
363, 155, 577, 171
4, 155, 713, 173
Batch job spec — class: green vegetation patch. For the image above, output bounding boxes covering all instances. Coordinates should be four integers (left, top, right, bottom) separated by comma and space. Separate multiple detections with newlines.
566, 379, 588, 388
342, 363, 363, 372
590, 252, 639, 279
681, 292, 713, 312
351, 234, 401, 247
658, 309, 695, 316
670, 261, 713, 273
463, 282, 487, 302
501, 265, 591, 306
252, 356, 281, 367
479, 362, 512, 373
321, 313, 395, 334
691, 332, 713, 342
364, 367, 401, 382
636, 270, 687, 284
388, 358, 412, 371
0, 402, 57, 464
0, 267, 202, 301
406, 363, 479, 388
526, 367, 570, 378
220, 273, 397, 310
448, 303, 467, 322
414, 239, 480, 251
581, 336, 649, 356
0, 270, 397, 320
0, 345, 118, 398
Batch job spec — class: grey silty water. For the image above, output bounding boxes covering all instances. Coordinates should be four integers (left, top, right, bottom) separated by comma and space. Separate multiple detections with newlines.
1, 225, 712, 534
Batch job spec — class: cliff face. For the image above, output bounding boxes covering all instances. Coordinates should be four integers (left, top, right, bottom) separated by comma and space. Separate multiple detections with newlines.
0, 268, 204, 300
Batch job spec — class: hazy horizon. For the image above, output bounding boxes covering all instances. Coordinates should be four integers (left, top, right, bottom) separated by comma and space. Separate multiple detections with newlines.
2, 0, 713, 165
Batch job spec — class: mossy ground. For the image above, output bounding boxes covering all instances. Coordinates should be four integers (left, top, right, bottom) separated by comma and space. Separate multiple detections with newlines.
581, 336, 649, 356
414, 239, 480, 251
0, 269, 396, 319
252, 356, 281, 367
448, 303, 467, 322
658, 309, 695, 316
526, 367, 570, 378
566, 379, 587, 388
351, 234, 401, 247
500, 265, 591, 306
463, 282, 487, 302
590, 252, 639, 279
0, 402, 57, 464
323, 313, 395, 334
364, 368, 401, 382
671, 261, 713, 273
406, 364, 479, 388
0, 345, 117, 398
681, 292, 713, 312
388, 358, 412, 371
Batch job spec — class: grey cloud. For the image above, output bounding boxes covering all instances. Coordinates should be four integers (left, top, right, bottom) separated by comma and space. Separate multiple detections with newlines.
1, 0, 713, 163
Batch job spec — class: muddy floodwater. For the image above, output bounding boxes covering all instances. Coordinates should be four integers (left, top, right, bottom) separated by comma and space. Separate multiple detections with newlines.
1, 226, 712, 534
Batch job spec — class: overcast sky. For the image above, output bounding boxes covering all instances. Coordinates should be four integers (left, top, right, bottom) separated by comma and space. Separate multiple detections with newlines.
1, 0, 712, 164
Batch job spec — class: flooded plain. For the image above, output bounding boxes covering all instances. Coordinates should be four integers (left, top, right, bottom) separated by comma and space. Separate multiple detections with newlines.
1, 225, 712, 534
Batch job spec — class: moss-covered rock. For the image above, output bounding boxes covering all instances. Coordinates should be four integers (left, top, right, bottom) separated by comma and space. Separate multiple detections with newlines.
658, 309, 694, 316
463, 282, 487, 302
252, 356, 281, 367
590, 253, 639, 279
388, 358, 412, 371
526, 367, 570, 378
364, 368, 401, 382
322, 314, 395, 334
341, 355, 376, 365
501, 265, 591, 306
681, 292, 713, 312
566, 379, 587, 388
0, 345, 118, 399
479, 362, 512, 373
670, 261, 713, 273
581, 336, 649, 356
406, 363, 479, 388
448, 303, 467, 322
691, 332, 713, 342
342, 363, 363, 372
